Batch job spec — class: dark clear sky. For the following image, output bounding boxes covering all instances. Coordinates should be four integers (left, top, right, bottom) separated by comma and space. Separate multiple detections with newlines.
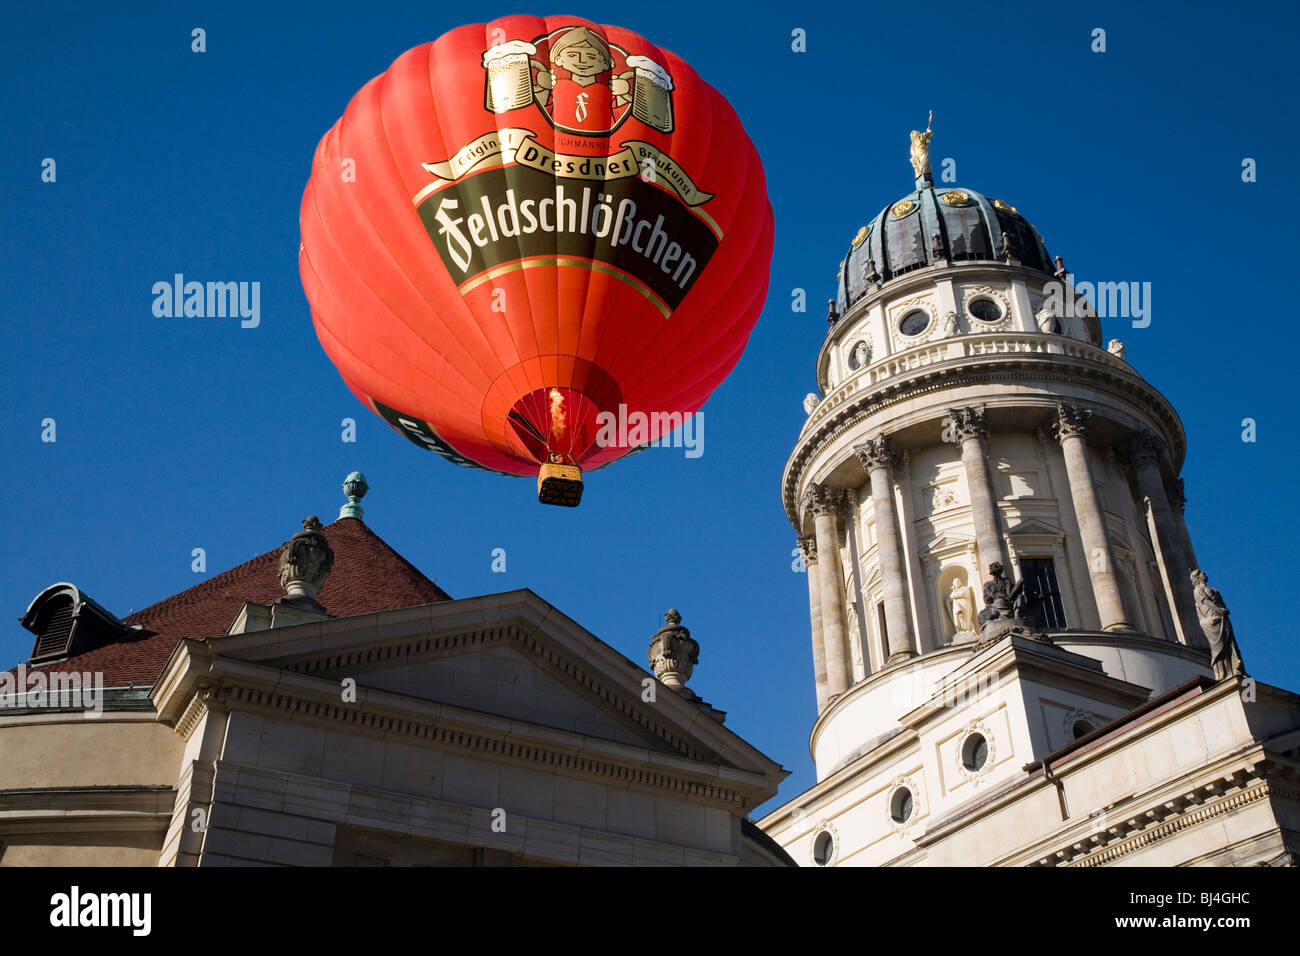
3, 0, 1296, 815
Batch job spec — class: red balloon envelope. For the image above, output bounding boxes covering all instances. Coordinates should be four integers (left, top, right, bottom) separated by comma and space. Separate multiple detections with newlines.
300, 15, 773, 504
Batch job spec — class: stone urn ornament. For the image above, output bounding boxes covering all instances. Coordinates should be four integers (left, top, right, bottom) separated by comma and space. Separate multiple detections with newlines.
648, 609, 700, 699
278, 516, 335, 610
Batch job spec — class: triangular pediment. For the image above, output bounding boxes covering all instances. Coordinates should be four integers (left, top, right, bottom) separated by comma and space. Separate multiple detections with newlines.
163, 590, 783, 782
1005, 518, 1065, 538
325, 642, 658, 751
920, 531, 976, 558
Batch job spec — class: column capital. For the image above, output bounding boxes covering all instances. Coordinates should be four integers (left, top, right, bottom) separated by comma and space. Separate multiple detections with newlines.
796, 534, 818, 565
803, 483, 848, 520
1118, 430, 1165, 469
853, 435, 901, 473
1166, 477, 1187, 512
948, 406, 988, 442
1053, 403, 1092, 442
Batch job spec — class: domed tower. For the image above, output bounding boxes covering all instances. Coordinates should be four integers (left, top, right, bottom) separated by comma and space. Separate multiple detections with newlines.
780, 126, 1216, 840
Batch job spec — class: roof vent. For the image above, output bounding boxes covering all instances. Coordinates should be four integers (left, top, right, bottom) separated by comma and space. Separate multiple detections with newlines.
20, 583, 128, 664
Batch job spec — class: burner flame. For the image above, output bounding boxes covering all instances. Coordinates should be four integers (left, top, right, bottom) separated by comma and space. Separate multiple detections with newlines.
549, 388, 566, 439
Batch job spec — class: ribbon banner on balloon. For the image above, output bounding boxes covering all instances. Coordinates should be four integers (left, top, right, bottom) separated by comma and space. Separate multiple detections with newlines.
417, 130, 715, 210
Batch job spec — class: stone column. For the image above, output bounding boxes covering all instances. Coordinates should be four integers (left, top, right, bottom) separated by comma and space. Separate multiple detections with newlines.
1123, 434, 1205, 648
804, 485, 852, 698
1166, 477, 1200, 573
1054, 404, 1133, 630
854, 437, 915, 663
797, 535, 828, 710
949, 407, 1008, 572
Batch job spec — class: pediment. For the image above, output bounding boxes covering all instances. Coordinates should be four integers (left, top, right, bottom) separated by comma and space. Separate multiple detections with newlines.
324, 643, 657, 751
1004, 518, 1065, 539
920, 532, 976, 558
164, 590, 782, 781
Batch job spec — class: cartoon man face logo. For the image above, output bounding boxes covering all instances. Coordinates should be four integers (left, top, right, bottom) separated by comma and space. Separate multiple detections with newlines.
482, 26, 674, 136
551, 29, 612, 81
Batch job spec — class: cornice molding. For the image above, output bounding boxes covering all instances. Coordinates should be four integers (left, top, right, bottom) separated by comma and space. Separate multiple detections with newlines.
0, 786, 174, 836
1062, 777, 1285, 867
783, 341, 1185, 526
208, 677, 760, 808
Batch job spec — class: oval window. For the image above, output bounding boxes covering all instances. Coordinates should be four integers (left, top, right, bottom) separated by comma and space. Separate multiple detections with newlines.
812, 830, 834, 865
968, 298, 1003, 323
962, 732, 989, 771
899, 310, 930, 337
890, 787, 914, 824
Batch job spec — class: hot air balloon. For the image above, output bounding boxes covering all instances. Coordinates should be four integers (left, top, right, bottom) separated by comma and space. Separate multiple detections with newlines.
299, 16, 773, 506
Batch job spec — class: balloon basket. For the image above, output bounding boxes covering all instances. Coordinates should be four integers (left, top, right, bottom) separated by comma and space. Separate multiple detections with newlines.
538, 462, 583, 507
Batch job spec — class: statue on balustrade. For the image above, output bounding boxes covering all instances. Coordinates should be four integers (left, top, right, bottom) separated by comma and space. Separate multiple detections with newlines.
1191, 569, 1246, 681
976, 562, 1050, 647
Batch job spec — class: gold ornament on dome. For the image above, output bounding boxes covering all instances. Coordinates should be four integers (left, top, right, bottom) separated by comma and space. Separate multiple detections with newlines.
890, 199, 916, 218
941, 190, 970, 205
851, 225, 870, 246
909, 110, 933, 179
993, 199, 1018, 215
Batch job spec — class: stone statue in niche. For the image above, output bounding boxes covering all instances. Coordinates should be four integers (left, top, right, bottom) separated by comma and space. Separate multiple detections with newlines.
942, 311, 959, 337
1191, 570, 1246, 681
802, 392, 820, 415
948, 578, 975, 636
846, 602, 865, 680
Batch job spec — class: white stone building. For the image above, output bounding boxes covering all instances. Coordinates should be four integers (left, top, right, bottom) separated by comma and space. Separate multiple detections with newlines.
758, 132, 1300, 867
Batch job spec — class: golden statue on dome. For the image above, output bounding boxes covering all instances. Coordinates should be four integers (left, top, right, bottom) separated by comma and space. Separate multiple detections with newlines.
909, 110, 933, 180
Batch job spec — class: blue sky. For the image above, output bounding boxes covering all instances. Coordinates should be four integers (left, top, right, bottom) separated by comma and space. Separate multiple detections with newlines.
2, 0, 1296, 816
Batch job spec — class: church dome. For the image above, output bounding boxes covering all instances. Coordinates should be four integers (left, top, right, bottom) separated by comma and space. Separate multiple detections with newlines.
835, 183, 1053, 312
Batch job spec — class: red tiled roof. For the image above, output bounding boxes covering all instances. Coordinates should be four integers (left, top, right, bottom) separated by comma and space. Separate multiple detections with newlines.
20, 517, 450, 688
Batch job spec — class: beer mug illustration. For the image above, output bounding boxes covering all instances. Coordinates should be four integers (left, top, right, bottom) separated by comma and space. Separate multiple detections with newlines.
625, 54, 674, 133
482, 40, 538, 113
